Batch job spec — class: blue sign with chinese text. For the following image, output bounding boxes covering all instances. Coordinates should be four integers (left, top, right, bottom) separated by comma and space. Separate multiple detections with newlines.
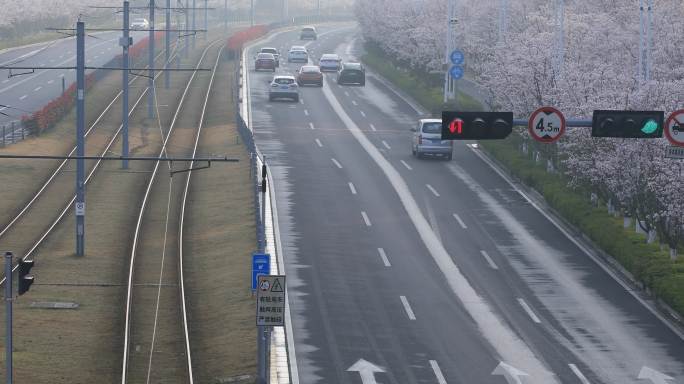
252, 253, 271, 291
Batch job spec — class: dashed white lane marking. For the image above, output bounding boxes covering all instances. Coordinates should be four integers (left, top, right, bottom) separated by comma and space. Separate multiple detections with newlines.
309, 122, 315, 130
361, 211, 372, 227
426, 184, 440, 197
304, 109, 309, 116
348, 182, 357, 195
400, 296, 416, 320
480, 250, 499, 270
400, 160, 413, 170
19, 95, 27, 100
344, 91, 350, 97
49, 59, 54, 63
568, 364, 591, 384
351, 100, 357, 106
429, 360, 447, 384
59, 55, 65, 59
100, 51, 105, 55
331, 158, 343, 169
382, 140, 391, 150
60, 73, 65, 77
452, 213, 467, 229
47, 80, 54, 84
40, 63, 45, 67
86, 59, 91, 63
315, 139, 322, 147
108, 47, 112, 50
377, 248, 391, 267
299, 98, 304, 105
359, 110, 366, 118
517, 298, 542, 324
369, 123, 377, 131
93, 56, 99, 60
34, 86, 42, 92
2, 79, 9, 84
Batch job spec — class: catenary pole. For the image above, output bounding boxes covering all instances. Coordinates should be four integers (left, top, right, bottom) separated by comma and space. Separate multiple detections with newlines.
76, 21, 86, 256
122, 1, 131, 169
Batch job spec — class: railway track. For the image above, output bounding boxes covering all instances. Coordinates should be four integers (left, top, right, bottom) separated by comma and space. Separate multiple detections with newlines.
121, 39, 224, 383
0, 39, 186, 284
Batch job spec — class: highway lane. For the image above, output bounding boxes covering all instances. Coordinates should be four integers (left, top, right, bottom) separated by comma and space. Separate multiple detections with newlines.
248, 26, 684, 383
0, 31, 148, 126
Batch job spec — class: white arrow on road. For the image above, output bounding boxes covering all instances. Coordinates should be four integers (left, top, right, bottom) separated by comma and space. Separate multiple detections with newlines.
638, 366, 675, 384
492, 362, 529, 384
347, 359, 385, 384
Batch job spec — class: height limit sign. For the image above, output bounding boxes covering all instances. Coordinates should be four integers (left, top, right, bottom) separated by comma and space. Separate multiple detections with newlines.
529, 106, 566, 143
256, 275, 286, 326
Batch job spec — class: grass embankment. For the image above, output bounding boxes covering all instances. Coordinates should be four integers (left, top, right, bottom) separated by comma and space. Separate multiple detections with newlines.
0, 30, 255, 383
361, 43, 481, 114
360, 45, 684, 318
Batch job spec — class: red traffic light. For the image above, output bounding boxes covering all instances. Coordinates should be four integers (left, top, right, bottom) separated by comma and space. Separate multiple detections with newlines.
449, 118, 463, 134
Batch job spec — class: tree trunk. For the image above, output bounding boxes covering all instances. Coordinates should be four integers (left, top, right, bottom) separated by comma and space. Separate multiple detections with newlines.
647, 230, 657, 244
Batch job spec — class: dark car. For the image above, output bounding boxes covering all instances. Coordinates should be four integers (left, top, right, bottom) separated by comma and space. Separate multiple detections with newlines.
255, 53, 276, 72
300, 26, 317, 40
259, 47, 280, 67
337, 62, 366, 85
297, 65, 324, 87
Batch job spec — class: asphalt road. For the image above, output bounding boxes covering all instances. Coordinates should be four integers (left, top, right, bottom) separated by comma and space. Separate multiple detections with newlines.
0, 31, 148, 127
248, 26, 684, 384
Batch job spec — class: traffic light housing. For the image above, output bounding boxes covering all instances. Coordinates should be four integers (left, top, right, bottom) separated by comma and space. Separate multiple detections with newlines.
18, 259, 34, 295
441, 111, 514, 140
591, 110, 664, 138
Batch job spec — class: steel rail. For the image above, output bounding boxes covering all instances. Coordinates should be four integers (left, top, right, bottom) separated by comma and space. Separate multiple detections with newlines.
120, 38, 221, 384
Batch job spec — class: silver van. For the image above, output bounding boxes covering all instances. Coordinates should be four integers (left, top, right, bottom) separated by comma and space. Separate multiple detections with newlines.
411, 119, 453, 160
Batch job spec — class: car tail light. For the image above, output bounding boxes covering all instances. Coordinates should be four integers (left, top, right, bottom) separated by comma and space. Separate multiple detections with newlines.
418, 135, 423, 145
289, 83, 298, 88
272, 83, 279, 87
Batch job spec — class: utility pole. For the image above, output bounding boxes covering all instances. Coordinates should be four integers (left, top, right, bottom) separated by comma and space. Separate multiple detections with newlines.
204, 0, 208, 39
5, 252, 13, 384
498, 0, 508, 43
165, 0, 171, 88
224, 0, 228, 31
317, 0, 321, 21
184, 0, 190, 58
443, 0, 456, 103
192, 0, 196, 48
76, 21, 86, 256
122, 1, 131, 169
646, 0, 653, 82
555, 0, 565, 77
251, 0, 255, 26
148, 0, 155, 118
257, 162, 270, 384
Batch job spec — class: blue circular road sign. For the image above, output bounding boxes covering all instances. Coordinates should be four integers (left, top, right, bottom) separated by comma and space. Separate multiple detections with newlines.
449, 65, 464, 79
450, 50, 464, 65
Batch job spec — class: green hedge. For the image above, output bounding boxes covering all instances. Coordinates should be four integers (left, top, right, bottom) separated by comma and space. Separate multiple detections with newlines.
361, 44, 684, 318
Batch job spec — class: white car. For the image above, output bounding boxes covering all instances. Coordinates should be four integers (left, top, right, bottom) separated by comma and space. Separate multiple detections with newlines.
268, 75, 299, 102
130, 18, 150, 30
288, 46, 309, 63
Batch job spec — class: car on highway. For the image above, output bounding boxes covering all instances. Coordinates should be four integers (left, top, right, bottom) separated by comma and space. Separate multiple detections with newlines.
130, 18, 150, 30
318, 54, 341, 72
336, 62, 366, 85
288, 46, 309, 63
255, 52, 277, 72
269, 75, 300, 102
411, 118, 453, 160
300, 26, 317, 40
258, 47, 280, 67
296, 65, 324, 87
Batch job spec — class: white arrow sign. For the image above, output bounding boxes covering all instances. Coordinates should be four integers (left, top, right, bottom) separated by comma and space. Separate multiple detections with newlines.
347, 359, 385, 384
492, 362, 529, 384
638, 366, 675, 384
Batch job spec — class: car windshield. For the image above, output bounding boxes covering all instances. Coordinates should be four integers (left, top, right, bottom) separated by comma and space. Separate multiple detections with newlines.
344, 63, 362, 70
274, 78, 294, 85
421, 122, 442, 133
302, 27, 314, 32
133, 18, 146, 23
301, 67, 320, 73
261, 48, 277, 54
257, 53, 273, 59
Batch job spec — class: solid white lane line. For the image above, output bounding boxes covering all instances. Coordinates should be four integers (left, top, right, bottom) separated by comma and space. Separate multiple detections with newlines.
348, 182, 357, 195
308, 122, 315, 130
400, 160, 413, 170
34, 86, 42, 92
429, 360, 447, 384
517, 298, 541, 324
361, 211, 372, 227
359, 110, 366, 118
315, 139, 323, 147
331, 158, 343, 169
400, 296, 416, 320
480, 250, 499, 270
351, 100, 357, 106
304, 109, 309, 116
426, 184, 440, 197
568, 364, 591, 384
47, 80, 54, 84
452, 213, 467, 229
382, 140, 391, 150
377, 248, 391, 267
19, 95, 27, 100
369, 123, 377, 131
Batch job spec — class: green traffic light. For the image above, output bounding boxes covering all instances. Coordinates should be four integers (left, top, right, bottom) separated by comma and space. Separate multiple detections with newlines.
641, 119, 659, 134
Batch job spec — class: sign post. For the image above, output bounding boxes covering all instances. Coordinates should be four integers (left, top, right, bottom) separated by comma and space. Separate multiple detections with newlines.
528, 106, 566, 143
256, 275, 285, 384
664, 109, 684, 147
